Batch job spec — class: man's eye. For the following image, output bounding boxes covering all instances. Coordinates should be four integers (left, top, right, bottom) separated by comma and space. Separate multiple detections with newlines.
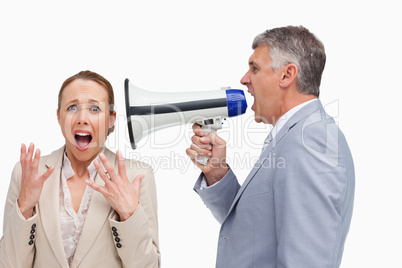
90, 106, 101, 112
252, 66, 258, 73
67, 105, 78, 111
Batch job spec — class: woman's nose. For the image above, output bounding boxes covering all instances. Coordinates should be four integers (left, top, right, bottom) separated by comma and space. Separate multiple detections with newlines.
76, 108, 89, 125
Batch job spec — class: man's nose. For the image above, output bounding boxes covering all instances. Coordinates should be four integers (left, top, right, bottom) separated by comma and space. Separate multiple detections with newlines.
240, 71, 250, 86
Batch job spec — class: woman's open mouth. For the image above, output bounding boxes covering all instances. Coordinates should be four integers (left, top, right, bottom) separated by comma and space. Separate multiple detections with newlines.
74, 131, 93, 151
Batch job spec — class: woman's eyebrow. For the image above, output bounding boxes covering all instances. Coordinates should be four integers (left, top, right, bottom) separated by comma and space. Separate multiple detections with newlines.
65, 99, 78, 106
88, 99, 100, 104
65, 99, 101, 106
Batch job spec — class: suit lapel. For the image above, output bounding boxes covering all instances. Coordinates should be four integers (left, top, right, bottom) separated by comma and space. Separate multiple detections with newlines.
224, 100, 324, 219
71, 148, 115, 268
40, 146, 69, 268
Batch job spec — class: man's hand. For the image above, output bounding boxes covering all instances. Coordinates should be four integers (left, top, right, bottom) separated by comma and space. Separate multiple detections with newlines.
186, 124, 229, 186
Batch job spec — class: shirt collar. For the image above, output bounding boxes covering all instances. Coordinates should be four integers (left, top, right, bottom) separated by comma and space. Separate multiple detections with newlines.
271, 98, 318, 139
62, 150, 103, 179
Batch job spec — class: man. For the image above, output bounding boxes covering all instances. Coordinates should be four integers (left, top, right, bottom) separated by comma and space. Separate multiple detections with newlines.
186, 26, 355, 267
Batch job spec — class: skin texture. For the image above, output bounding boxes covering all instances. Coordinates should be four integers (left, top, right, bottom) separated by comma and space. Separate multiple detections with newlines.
18, 79, 143, 221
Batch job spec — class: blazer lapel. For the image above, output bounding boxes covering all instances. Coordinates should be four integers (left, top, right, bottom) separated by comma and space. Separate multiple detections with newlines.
39, 146, 69, 268
71, 148, 115, 268
224, 100, 324, 219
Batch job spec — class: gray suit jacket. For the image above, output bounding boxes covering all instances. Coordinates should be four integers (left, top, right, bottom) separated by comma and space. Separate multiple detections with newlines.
195, 100, 355, 268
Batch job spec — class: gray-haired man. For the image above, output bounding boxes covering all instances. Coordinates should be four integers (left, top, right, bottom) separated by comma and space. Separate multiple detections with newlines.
187, 25, 355, 268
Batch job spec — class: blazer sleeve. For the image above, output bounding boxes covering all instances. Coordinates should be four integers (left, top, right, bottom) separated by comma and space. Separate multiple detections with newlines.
0, 162, 38, 268
194, 168, 241, 224
273, 121, 354, 267
108, 161, 160, 268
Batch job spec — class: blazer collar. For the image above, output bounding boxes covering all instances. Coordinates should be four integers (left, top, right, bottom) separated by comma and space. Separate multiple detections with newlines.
71, 147, 116, 268
224, 100, 325, 219
41, 146, 69, 267
40, 146, 116, 268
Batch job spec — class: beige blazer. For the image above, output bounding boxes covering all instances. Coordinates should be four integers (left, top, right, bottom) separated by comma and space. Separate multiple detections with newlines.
0, 146, 160, 268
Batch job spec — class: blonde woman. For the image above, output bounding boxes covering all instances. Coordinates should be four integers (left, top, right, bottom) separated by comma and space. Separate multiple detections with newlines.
0, 71, 160, 267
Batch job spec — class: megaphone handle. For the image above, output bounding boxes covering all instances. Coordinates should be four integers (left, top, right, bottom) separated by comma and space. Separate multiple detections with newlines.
195, 127, 216, 165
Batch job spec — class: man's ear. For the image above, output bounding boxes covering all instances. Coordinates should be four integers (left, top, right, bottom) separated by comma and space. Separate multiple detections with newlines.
279, 63, 298, 88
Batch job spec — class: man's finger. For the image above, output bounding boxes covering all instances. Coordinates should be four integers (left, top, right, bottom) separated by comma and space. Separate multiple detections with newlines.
190, 143, 212, 157
205, 132, 226, 148
192, 123, 205, 136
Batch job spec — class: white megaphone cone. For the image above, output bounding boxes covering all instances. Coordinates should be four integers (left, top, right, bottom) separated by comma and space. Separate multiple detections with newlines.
124, 78, 247, 165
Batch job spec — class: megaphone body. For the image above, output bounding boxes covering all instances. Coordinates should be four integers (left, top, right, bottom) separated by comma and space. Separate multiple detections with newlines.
125, 79, 247, 164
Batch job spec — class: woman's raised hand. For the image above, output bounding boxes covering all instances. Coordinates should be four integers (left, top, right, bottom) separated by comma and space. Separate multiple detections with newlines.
18, 143, 55, 219
86, 151, 144, 222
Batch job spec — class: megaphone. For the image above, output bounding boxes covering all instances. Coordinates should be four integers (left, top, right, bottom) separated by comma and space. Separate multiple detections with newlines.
124, 78, 247, 164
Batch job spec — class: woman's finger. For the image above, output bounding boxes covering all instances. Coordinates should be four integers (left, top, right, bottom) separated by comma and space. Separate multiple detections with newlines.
32, 148, 41, 172
94, 160, 113, 187
116, 151, 128, 181
20, 143, 26, 163
25, 143, 34, 171
40, 165, 55, 182
86, 179, 108, 196
99, 153, 118, 182
132, 174, 144, 191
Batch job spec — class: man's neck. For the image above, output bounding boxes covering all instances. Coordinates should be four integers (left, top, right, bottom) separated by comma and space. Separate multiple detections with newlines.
274, 94, 317, 126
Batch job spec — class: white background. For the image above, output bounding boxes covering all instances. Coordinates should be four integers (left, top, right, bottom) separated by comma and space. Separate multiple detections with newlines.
1, 0, 401, 267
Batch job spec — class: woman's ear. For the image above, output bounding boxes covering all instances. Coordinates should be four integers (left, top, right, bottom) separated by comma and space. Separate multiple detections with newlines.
57, 109, 61, 125
109, 111, 117, 128
279, 63, 298, 88
107, 111, 117, 135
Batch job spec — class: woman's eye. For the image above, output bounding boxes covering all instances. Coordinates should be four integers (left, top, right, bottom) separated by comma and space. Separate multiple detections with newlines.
67, 105, 78, 111
90, 106, 101, 112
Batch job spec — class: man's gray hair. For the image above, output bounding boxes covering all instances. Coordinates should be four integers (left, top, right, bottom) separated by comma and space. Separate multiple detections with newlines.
252, 26, 326, 97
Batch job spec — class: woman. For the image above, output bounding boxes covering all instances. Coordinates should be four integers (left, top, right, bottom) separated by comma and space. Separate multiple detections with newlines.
0, 71, 160, 267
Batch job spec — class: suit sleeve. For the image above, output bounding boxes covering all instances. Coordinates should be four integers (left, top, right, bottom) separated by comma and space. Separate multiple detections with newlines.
108, 162, 160, 268
273, 120, 354, 267
0, 162, 38, 268
194, 168, 241, 224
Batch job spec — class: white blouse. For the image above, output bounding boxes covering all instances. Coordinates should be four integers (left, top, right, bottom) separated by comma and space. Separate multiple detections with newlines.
60, 152, 99, 267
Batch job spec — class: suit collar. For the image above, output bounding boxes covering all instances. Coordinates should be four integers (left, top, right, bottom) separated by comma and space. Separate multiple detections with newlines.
40, 146, 69, 267
41, 146, 116, 268
71, 147, 115, 268
224, 100, 325, 220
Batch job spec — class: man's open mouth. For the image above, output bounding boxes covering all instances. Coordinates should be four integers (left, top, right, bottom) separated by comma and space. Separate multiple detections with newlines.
75, 132, 92, 151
